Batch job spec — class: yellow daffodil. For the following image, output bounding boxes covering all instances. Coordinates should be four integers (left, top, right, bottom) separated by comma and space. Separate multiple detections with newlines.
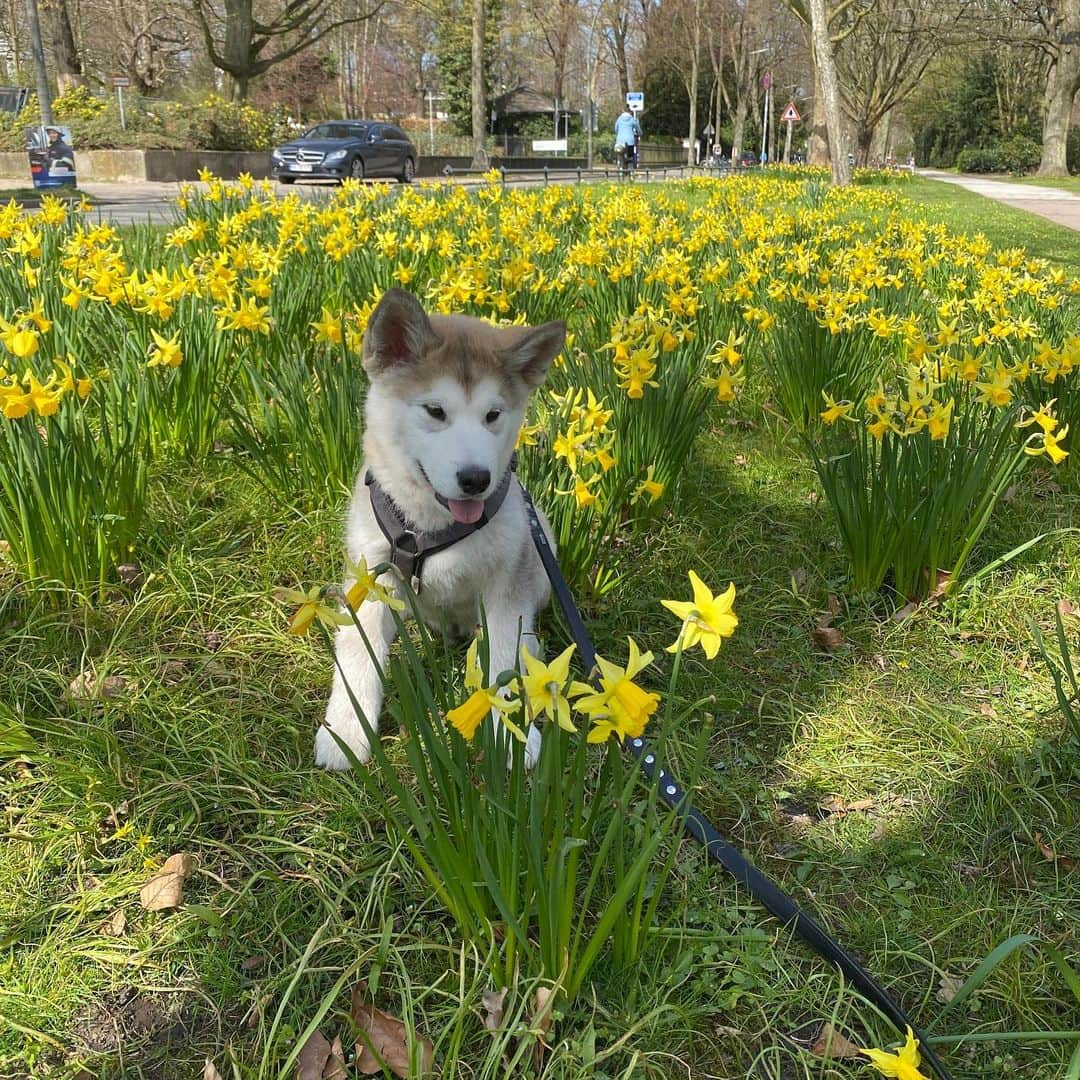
632, 466, 665, 505
571, 638, 660, 744
1017, 400, 1058, 435
311, 306, 344, 345
343, 556, 405, 613
277, 584, 349, 636
860, 1027, 930, 1080
1024, 424, 1069, 465
518, 645, 577, 731
1, 323, 38, 359
661, 573, 738, 659
446, 637, 524, 743
147, 329, 182, 369
927, 399, 953, 441
820, 392, 853, 425
710, 327, 745, 366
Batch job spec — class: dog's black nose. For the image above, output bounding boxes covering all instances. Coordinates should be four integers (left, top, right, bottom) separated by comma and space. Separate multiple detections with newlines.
456, 467, 490, 496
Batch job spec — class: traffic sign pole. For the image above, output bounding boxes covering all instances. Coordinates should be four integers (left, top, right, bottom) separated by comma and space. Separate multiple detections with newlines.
112, 76, 130, 130
778, 101, 801, 165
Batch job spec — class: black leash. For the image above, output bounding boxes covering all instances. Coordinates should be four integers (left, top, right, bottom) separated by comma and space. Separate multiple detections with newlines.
520, 484, 952, 1080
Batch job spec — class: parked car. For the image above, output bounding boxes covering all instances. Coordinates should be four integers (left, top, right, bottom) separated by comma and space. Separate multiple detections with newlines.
271, 121, 417, 184
738, 150, 758, 167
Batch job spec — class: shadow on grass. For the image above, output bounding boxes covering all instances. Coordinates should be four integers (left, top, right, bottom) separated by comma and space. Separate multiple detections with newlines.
2, 432, 1078, 1077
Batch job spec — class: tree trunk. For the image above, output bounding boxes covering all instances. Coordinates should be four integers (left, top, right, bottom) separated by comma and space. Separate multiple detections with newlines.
470, 0, 488, 168
608, 3, 630, 99
1037, 5, 1080, 177
729, 8, 751, 164
808, 60, 829, 166
25, 0, 53, 124
42, 0, 84, 92
686, 0, 701, 166
808, 0, 849, 184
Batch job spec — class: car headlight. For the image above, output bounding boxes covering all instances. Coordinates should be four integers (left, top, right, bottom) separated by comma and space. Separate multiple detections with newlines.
271, 150, 285, 162
323, 149, 347, 164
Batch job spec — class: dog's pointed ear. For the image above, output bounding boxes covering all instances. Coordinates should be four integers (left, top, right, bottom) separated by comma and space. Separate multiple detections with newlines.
362, 289, 438, 375
499, 320, 566, 388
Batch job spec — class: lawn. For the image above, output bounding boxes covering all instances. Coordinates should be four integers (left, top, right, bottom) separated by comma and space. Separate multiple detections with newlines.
1, 176, 1078, 1080
905, 177, 1080, 267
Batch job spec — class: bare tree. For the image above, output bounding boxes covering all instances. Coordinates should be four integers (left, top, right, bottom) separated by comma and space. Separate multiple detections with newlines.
1034, 0, 1080, 175
471, 0, 487, 165
192, 0, 384, 99
41, 0, 84, 90
835, 0, 963, 164
604, 0, 633, 97
807, 0, 850, 181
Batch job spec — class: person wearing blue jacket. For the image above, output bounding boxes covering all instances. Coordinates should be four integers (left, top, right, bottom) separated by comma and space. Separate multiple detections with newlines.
614, 110, 642, 173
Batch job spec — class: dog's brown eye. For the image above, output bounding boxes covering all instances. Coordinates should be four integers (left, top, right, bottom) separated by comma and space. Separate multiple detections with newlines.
424, 405, 446, 421
485, 410, 501, 424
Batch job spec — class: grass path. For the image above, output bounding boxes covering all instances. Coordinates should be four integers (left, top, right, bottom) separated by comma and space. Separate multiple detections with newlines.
1, 182, 1078, 1079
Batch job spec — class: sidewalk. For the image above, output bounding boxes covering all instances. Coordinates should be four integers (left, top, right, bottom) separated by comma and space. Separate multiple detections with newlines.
919, 170, 1080, 231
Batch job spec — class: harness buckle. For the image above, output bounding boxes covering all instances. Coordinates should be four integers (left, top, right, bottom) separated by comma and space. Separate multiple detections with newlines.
389, 531, 423, 594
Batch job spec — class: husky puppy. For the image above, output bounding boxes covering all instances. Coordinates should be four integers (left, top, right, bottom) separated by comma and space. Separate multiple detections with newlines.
316, 288, 566, 770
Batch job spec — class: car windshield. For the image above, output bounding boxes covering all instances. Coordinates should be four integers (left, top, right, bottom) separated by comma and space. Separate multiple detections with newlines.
301, 123, 367, 140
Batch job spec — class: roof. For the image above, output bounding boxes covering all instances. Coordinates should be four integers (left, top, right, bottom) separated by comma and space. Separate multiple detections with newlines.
491, 85, 572, 116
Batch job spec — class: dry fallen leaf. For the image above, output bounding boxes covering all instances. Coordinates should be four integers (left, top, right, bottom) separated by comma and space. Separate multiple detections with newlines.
203, 1061, 224, 1080
822, 796, 875, 817
482, 987, 507, 1031
733, 454, 748, 468
810, 1022, 862, 1059
323, 1035, 347, 1080
1058, 599, 1077, 618
116, 562, 142, 587
352, 991, 433, 1078
68, 672, 129, 701
892, 601, 918, 623
826, 593, 843, 616
791, 567, 808, 591
928, 570, 951, 600
979, 702, 996, 718
531, 986, 556, 1069
100, 909, 127, 937
1034, 832, 1080, 872
296, 1029, 332, 1080
937, 974, 963, 1004
810, 626, 845, 650
140, 853, 194, 911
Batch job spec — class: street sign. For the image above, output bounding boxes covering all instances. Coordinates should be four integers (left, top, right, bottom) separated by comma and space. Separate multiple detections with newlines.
703, 122, 715, 136
112, 76, 130, 87
781, 101, 801, 123
626, 91, 644, 113
762, 72, 772, 89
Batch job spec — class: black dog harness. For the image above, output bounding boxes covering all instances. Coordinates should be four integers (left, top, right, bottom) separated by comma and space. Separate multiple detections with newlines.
367, 468, 951, 1078
366, 465, 514, 592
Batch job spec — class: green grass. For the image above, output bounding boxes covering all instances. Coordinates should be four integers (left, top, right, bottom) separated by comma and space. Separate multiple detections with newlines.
2, 185, 1079, 1079
904, 178, 1080, 268
1002, 175, 1080, 196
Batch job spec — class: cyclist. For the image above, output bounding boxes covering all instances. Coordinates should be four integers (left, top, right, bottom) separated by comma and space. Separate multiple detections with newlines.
614, 109, 642, 175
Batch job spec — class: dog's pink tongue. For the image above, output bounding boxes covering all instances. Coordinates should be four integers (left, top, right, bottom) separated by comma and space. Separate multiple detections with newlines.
448, 499, 485, 524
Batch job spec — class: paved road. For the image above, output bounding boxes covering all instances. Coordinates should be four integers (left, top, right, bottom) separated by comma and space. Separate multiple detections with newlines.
919, 169, 1080, 231
0, 166, 700, 225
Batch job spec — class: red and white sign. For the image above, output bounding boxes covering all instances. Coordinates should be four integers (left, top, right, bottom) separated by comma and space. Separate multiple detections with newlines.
780, 101, 801, 123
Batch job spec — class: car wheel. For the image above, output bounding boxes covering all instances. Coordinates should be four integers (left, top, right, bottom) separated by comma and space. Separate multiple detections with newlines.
399, 157, 415, 183
349, 157, 365, 181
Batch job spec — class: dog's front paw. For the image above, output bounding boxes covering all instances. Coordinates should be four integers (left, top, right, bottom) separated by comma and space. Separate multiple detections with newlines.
315, 704, 373, 770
